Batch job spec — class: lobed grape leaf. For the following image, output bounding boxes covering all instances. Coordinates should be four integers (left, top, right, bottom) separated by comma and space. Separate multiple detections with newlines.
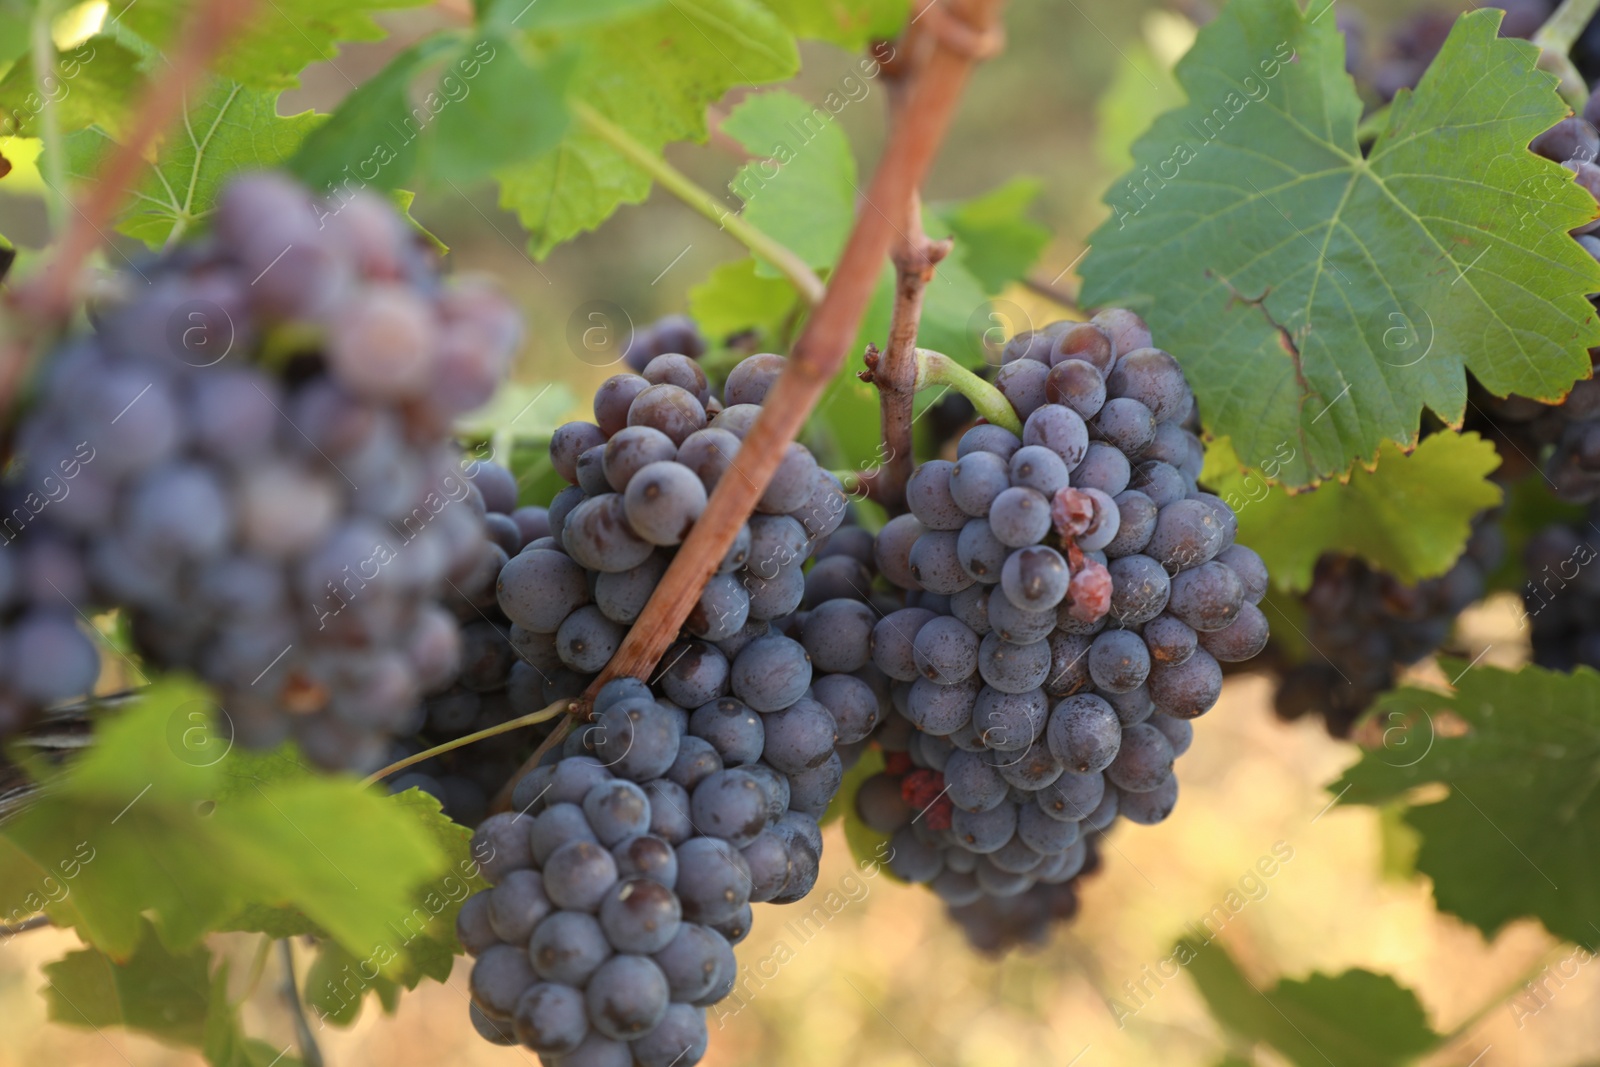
723, 89, 858, 274
106, 0, 429, 91
756, 0, 907, 49
0, 0, 33, 68
61, 78, 320, 247
1079, 3, 1600, 487
688, 257, 799, 345
1201, 431, 1503, 591
495, 0, 799, 258
0, 677, 450, 966
0, 36, 146, 138
1180, 937, 1441, 1067
478, 0, 667, 32
1334, 662, 1600, 949
43, 919, 303, 1067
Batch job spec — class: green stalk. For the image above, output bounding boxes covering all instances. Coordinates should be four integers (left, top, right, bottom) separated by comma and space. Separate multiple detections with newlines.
30, 0, 67, 235
1534, 0, 1600, 107
573, 101, 826, 307
913, 348, 1022, 435
361, 697, 572, 787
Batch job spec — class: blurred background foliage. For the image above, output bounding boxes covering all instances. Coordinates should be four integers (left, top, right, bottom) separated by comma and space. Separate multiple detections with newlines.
2, 0, 1596, 1064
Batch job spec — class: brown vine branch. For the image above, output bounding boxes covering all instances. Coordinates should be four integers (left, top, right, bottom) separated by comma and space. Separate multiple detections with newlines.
0, 0, 257, 411
493, 0, 1009, 811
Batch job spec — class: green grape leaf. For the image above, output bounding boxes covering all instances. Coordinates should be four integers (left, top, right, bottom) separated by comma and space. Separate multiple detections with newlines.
929, 177, 1050, 294
688, 256, 799, 344
1079, 3, 1600, 487
0, 678, 449, 964
1334, 662, 1600, 949
0, 0, 33, 68
723, 88, 858, 274
479, 0, 666, 32
425, 36, 573, 182
106, 0, 429, 91
756, 0, 908, 50
43, 919, 303, 1067
1093, 17, 1190, 173
303, 940, 401, 1027
1181, 937, 1441, 1067
496, 0, 799, 258
0, 36, 146, 137
1202, 431, 1503, 591
62, 79, 319, 247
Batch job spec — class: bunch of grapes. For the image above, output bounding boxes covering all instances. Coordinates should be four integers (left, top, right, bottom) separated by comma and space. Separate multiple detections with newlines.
1270, 521, 1504, 738
461, 646, 860, 1063
0, 515, 103, 736
6, 173, 518, 768
846, 310, 1269, 937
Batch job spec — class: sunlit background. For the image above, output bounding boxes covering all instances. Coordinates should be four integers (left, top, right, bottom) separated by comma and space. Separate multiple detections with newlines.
3, 0, 1597, 1064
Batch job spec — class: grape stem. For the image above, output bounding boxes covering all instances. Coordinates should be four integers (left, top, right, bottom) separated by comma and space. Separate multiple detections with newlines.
573, 101, 826, 307
359, 697, 573, 788
278, 940, 325, 1067
1533, 0, 1600, 106
493, 0, 1011, 812
0, 914, 51, 938
0, 0, 259, 412
913, 347, 1023, 434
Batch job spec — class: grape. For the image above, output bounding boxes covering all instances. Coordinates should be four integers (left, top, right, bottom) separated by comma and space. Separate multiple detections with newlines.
743, 764, 792, 823
676, 427, 742, 493
472, 813, 537, 884
912, 615, 981, 683
593, 699, 681, 781
988, 834, 1043, 874
553, 423, 610, 484
945, 750, 1010, 813
1107, 554, 1170, 627
957, 519, 1010, 583
643, 353, 710, 404
611, 834, 679, 889
1217, 543, 1269, 603
1043, 631, 1092, 697
1000, 544, 1070, 611
622, 461, 708, 546
986, 586, 1057, 644
1147, 647, 1224, 719
811, 672, 881, 743
804, 554, 873, 607
690, 698, 765, 765
674, 837, 752, 924
874, 512, 927, 589
856, 773, 914, 831
547, 757, 615, 806
759, 698, 839, 773
658, 642, 730, 709
801, 598, 876, 672
1087, 629, 1151, 693
543, 840, 620, 911
456, 893, 500, 956
739, 829, 793, 902
977, 632, 1053, 693
906, 460, 967, 531
1118, 775, 1179, 825
1009, 445, 1072, 497
583, 780, 652, 846
1146, 498, 1227, 573
950, 803, 1017, 853
1036, 769, 1105, 821
471, 944, 539, 1020
1130, 461, 1189, 509
1092, 397, 1157, 457
1105, 489, 1158, 557
972, 686, 1048, 752
633, 1003, 710, 1067
757, 444, 820, 515
730, 634, 812, 712
556, 605, 625, 673
557, 1032, 632, 1067
950, 584, 992, 635
585, 954, 670, 1040
628, 384, 706, 445
652, 923, 727, 1003
1022, 404, 1090, 469
602, 426, 677, 493
1052, 321, 1116, 370
988, 487, 1051, 547
785, 751, 844, 816
1143, 613, 1197, 666
513, 982, 591, 1056
1071, 442, 1131, 496
563, 494, 657, 574
948, 450, 1011, 516
576, 447, 612, 496
594, 374, 651, 437
887, 826, 945, 882
996, 359, 1050, 418
742, 563, 806, 621
957, 424, 1022, 460
690, 769, 771, 845
1106, 722, 1175, 793
1167, 560, 1245, 632
745, 516, 808, 578
1046, 694, 1121, 773
723, 352, 785, 406
643, 780, 695, 845
993, 738, 1064, 790
598, 879, 682, 954
1106, 348, 1191, 422
686, 573, 750, 642
907, 675, 980, 735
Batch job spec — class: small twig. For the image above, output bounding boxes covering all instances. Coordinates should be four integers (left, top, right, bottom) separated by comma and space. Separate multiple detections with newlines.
279, 940, 325, 1067
0, 914, 51, 939
574, 102, 825, 307
494, 0, 1011, 812
361, 698, 572, 788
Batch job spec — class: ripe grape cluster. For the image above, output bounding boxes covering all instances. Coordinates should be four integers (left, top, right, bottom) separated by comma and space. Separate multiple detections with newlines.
5, 173, 516, 767
1270, 521, 1503, 737
850, 310, 1268, 938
